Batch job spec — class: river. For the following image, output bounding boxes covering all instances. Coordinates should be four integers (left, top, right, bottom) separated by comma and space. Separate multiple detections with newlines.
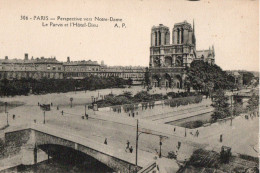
0, 144, 114, 173
1, 159, 114, 173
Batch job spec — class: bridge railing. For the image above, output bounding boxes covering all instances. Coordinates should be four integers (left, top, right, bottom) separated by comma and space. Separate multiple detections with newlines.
137, 161, 156, 173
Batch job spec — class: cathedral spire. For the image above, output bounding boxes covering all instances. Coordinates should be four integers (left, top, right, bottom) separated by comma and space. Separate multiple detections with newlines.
192, 19, 196, 47
212, 45, 215, 57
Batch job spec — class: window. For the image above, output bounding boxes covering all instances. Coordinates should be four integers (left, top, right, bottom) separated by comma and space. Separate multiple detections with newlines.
47, 65, 51, 70
158, 31, 161, 45
181, 29, 184, 44
155, 32, 157, 46
52, 66, 56, 70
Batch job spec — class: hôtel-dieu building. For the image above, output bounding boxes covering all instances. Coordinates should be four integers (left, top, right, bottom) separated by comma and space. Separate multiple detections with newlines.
149, 20, 215, 89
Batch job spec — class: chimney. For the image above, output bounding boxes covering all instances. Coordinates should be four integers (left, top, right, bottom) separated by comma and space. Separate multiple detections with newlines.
25, 53, 28, 60
5, 56, 8, 60
67, 57, 70, 62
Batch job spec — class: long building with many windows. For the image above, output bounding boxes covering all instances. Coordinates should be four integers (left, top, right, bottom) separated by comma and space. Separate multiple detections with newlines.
0, 54, 145, 85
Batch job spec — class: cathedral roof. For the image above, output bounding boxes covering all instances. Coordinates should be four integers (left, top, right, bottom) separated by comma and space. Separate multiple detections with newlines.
174, 20, 192, 27
196, 49, 214, 59
152, 24, 169, 30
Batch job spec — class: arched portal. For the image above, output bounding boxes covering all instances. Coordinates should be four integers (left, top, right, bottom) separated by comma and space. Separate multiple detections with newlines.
172, 75, 182, 89
152, 75, 160, 87
165, 73, 172, 88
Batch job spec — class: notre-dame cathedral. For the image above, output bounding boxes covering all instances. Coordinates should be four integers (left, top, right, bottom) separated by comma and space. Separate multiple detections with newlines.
149, 20, 215, 88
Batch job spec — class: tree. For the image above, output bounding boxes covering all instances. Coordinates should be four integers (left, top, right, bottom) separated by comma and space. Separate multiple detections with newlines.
247, 93, 259, 113
127, 78, 133, 87
242, 72, 254, 86
144, 67, 150, 86
122, 91, 133, 98
211, 89, 231, 122
134, 91, 151, 102
186, 60, 236, 95
233, 102, 244, 116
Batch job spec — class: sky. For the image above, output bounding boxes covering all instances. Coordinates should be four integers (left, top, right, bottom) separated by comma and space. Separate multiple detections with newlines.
0, 0, 259, 71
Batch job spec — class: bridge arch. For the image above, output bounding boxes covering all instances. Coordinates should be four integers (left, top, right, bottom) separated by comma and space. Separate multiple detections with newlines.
34, 130, 138, 173
38, 144, 114, 171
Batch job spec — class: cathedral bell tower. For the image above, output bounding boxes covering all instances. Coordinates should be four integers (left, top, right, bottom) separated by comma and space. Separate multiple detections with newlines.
150, 24, 170, 47
172, 20, 193, 45
150, 24, 170, 67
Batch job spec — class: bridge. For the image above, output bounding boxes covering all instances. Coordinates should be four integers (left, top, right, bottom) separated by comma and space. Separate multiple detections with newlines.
2, 108, 210, 172
3, 123, 155, 173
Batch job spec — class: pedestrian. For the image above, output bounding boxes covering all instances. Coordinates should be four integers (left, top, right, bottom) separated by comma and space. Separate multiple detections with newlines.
61, 110, 64, 115
129, 146, 133, 153
220, 134, 223, 142
129, 113, 130, 117
174, 128, 176, 132
13, 114, 15, 120
125, 140, 130, 152
178, 141, 181, 150
196, 130, 199, 137
51, 102, 53, 106
82, 116, 85, 119
104, 138, 107, 145
57, 106, 59, 110
85, 114, 89, 120
38, 102, 40, 106
34, 119, 36, 123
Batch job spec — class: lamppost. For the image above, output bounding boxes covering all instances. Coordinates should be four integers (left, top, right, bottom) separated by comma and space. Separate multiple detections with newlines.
6, 111, 9, 126
91, 96, 94, 104
85, 104, 87, 115
230, 94, 233, 126
70, 97, 73, 108
4, 102, 7, 113
135, 119, 168, 171
159, 136, 163, 158
43, 111, 45, 124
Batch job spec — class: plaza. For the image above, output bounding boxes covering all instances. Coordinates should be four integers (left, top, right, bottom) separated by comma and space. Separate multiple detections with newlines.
0, 86, 258, 162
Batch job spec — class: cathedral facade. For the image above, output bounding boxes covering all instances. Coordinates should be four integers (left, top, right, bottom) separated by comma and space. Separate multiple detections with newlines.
149, 21, 215, 88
